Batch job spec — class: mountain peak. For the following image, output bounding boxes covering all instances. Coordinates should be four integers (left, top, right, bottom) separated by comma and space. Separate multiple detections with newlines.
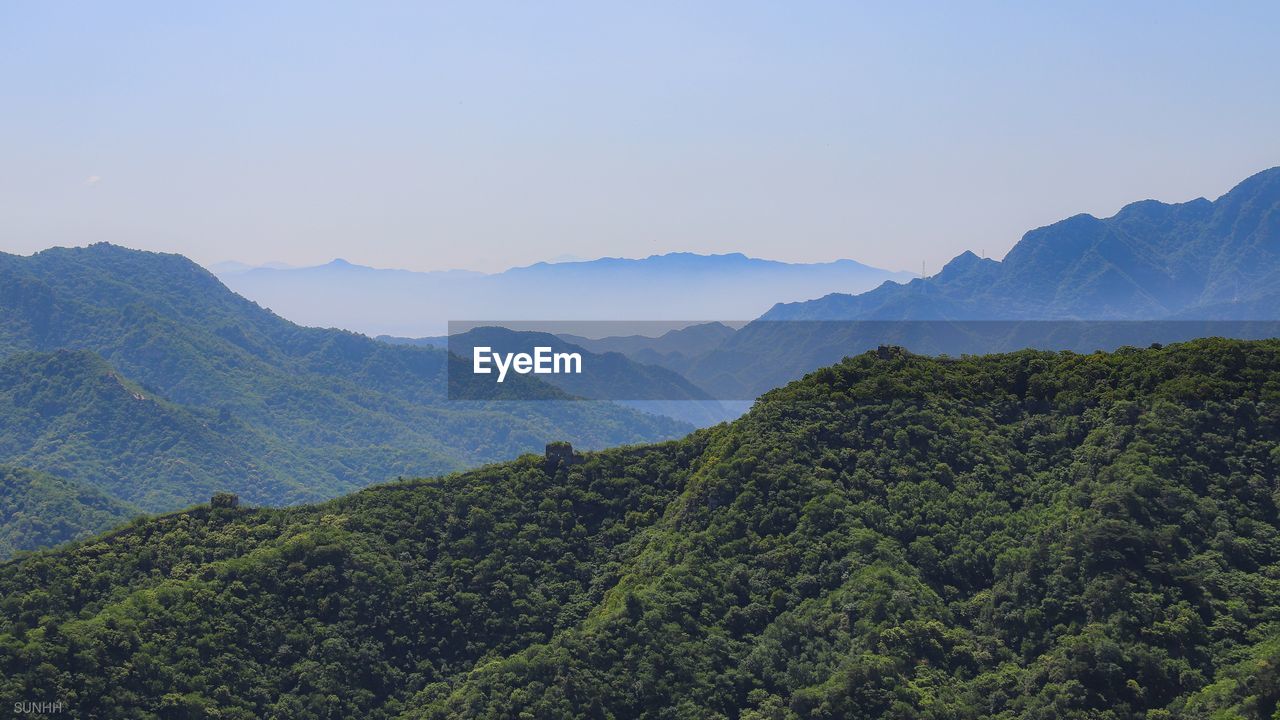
934, 249, 999, 281
1217, 165, 1280, 203
765, 166, 1280, 321
941, 249, 981, 269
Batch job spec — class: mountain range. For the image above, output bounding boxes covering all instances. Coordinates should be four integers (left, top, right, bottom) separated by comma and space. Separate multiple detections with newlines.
3, 338, 1278, 718
214, 253, 914, 337
764, 166, 1280, 321
0, 244, 691, 555
551, 167, 1280, 399
0, 349, 324, 510
3, 165, 1280, 559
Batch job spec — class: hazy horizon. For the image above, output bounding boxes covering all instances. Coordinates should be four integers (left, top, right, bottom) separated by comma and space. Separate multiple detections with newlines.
4, 2, 1279, 273
208, 249, 917, 275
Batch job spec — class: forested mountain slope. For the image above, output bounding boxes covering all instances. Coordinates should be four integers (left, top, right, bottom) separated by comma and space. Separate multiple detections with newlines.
0, 466, 136, 559
0, 349, 331, 510
0, 244, 690, 503
1, 338, 1278, 718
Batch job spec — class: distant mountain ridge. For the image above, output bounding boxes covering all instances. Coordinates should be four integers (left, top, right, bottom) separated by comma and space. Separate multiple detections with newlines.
215, 252, 913, 336
765, 166, 1280, 321
544, 168, 1280, 401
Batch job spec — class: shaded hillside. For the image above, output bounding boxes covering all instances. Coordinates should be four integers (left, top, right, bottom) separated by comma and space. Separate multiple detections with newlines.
0, 466, 137, 559
0, 244, 690, 503
560, 322, 739, 374
0, 350, 330, 509
2, 339, 1279, 718
680, 319, 1280, 399
765, 166, 1280, 321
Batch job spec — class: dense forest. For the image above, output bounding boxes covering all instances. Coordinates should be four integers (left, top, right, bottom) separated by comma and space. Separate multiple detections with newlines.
0, 466, 136, 559
0, 349, 334, 512
2, 338, 1279, 718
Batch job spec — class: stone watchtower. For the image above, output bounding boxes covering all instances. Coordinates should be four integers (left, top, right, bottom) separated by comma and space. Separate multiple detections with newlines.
544, 441, 582, 471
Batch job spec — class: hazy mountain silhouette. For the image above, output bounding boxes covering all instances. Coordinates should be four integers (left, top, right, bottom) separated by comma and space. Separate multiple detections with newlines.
373, 168, 1280, 406
607, 167, 1280, 399
765, 167, 1280, 321
215, 253, 913, 336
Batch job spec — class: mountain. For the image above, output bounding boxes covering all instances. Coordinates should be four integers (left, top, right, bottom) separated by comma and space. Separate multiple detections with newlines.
3, 338, 1278, 718
636, 167, 1280, 399
558, 321, 740, 373
765, 167, 1280, 321
215, 253, 914, 336
368, 168, 1280, 404
675, 319, 1280, 399
377, 334, 448, 349
0, 466, 137, 559
0, 349, 330, 510
208, 260, 296, 274
0, 244, 690, 513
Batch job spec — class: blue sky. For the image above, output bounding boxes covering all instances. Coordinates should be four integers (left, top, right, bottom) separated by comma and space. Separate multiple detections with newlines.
2, 1, 1278, 273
